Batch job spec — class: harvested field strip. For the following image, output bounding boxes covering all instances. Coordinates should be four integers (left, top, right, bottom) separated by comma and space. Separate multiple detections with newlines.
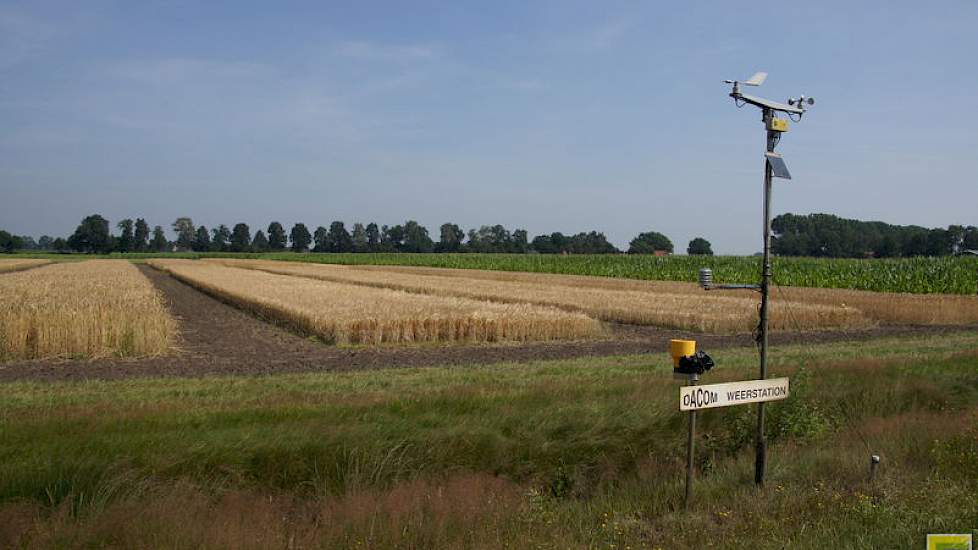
0, 259, 50, 273
356, 264, 978, 326
772, 285, 978, 326
149, 260, 603, 345
210, 259, 871, 333
0, 260, 174, 361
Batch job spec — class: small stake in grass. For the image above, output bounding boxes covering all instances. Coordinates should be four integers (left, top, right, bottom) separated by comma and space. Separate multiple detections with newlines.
869, 454, 881, 481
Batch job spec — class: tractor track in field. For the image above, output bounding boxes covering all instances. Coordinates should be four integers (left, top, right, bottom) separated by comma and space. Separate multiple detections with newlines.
0, 265, 974, 383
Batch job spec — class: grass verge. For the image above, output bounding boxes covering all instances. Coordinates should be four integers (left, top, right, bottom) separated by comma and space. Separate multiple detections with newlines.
1, 332, 976, 546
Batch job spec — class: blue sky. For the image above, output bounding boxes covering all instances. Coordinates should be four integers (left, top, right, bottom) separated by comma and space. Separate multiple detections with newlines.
2, 0, 976, 253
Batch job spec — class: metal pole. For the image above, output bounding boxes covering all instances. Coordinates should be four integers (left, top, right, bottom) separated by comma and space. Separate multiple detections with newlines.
755, 108, 776, 486
684, 374, 698, 509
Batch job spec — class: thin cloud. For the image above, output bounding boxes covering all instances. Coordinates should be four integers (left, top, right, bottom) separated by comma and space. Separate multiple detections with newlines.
109, 57, 273, 85
548, 18, 636, 53
0, 8, 56, 70
334, 40, 440, 62
88, 55, 408, 146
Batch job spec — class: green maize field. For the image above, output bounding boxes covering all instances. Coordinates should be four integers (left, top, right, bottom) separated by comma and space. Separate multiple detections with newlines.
258, 253, 978, 295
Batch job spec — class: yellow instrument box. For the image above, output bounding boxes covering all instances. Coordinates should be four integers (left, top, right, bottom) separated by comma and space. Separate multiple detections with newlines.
767, 118, 789, 132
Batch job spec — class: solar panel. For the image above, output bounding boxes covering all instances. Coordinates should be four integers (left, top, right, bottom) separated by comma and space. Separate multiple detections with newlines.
765, 152, 791, 180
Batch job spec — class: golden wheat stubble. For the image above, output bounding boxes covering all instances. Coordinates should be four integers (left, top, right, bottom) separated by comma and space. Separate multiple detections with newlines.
209, 259, 871, 333
150, 259, 604, 345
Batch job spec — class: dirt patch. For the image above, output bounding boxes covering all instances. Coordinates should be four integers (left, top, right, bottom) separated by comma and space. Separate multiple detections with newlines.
1, 265, 974, 383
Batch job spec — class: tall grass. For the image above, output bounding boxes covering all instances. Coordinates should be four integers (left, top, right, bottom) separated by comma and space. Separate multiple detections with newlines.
149, 259, 603, 344
0, 260, 174, 361
212, 259, 871, 333
1, 333, 976, 547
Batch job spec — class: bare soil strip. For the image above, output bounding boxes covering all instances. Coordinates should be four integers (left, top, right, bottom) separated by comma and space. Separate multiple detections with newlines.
0, 265, 972, 383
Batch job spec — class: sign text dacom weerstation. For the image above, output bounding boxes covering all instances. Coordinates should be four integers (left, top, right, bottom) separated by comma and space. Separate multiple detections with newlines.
680, 378, 789, 411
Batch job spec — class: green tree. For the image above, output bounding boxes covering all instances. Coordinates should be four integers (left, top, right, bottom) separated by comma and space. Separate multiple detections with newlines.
401, 221, 433, 253
150, 225, 169, 252
52, 237, 68, 252
313, 226, 329, 252
628, 231, 673, 254
0, 230, 19, 253
116, 219, 135, 252
771, 212, 967, 258
365, 223, 380, 252
18, 236, 36, 250
351, 223, 368, 253
531, 232, 567, 254
327, 221, 354, 252
511, 229, 529, 253
134, 218, 150, 251
172, 217, 195, 251
567, 231, 618, 254
290, 223, 311, 252
267, 222, 287, 250
947, 225, 966, 254
436, 223, 464, 252
230, 223, 251, 252
211, 225, 231, 252
687, 237, 713, 255
193, 226, 211, 252
381, 225, 403, 252
467, 225, 511, 253
962, 226, 978, 251
68, 214, 112, 253
37, 235, 54, 250
251, 230, 269, 252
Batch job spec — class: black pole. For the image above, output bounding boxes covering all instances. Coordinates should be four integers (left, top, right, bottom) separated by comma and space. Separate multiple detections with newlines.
756, 108, 776, 486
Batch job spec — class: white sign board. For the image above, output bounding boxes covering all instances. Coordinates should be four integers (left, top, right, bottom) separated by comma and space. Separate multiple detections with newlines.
680, 377, 789, 411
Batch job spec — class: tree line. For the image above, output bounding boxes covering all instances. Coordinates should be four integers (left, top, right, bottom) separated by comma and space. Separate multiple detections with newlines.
772, 213, 978, 258
1, 214, 715, 255
10, 212, 975, 258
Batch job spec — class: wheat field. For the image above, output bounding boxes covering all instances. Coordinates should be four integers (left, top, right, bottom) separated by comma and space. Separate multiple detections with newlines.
351, 264, 978, 326
208, 259, 871, 333
149, 259, 603, 345
0, 258, 51, 273
0, 260, 175, 361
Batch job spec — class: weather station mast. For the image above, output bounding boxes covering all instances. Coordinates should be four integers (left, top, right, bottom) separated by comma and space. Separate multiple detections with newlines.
698, 72, 814, 485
